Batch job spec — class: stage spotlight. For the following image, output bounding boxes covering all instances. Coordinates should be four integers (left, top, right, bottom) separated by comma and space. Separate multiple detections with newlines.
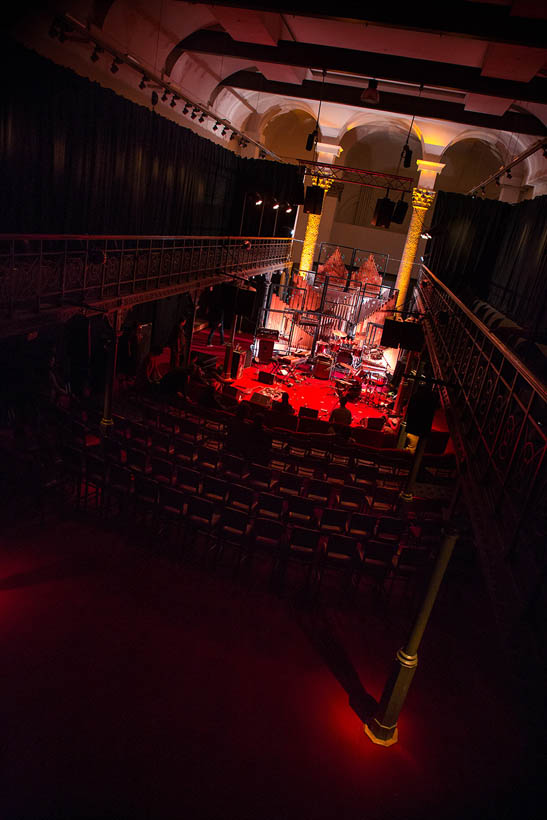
230, 131, 237, 141
221, 126, 228, 136
183, 102, 190, 115
170, 95, 177, 108
110, 57, 122, 74
90, 46, 102, 63
285, 204, 293, 213
305, 128, 318, 152
360, 78, 379, 104
543, 146, 547, 159
191, 107, 199, 119
139, 75, 147, 90
255, 195, 263, 206
199, 113, 206, 123
161, 89, 169, 102
239, 138, 245, 147
151, 91, 158, 106
213, 121, 220, 131
402, 144, 412, 168
259, 150, 266, 159
272, 201, 280, 210
495, 176, 500, 185
506, 169, 512, 179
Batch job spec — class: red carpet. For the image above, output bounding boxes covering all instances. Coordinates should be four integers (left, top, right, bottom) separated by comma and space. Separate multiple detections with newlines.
0, 514, 542, 819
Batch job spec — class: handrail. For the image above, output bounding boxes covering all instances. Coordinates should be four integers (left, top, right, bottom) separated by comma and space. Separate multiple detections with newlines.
421, 265, 547, 403
0, 234, 290, 242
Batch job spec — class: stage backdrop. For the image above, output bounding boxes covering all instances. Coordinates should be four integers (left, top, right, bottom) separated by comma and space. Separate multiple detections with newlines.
428, 191, 547, 336
0, 37, 304, 236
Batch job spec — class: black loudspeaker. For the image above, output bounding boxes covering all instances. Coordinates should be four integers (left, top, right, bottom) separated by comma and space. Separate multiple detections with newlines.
303, 185, 324, 214
258, 369, 275, 385
258, 337, 275, 364
400, 322, 424, 352
391, 199, 409, 224
380, 318, 404, 348
406, 386, 437, 437
371, 196, 395, 228
298, 406, 319, 419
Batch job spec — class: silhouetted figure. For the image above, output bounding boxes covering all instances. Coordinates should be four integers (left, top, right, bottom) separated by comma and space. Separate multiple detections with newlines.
207, 286, 225, 346
329, 395, 352, 426
169, 317, 188, 370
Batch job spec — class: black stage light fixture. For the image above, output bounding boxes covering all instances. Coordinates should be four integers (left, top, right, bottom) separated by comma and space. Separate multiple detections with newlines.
259, 150, 266, 159
495, 176, 501, 185
272, 201, 280, 210
199, 113, 206, 123
110, 57, 122, 74
255, 195, 263, 206
191, 107, 199, 119
182, 102, 190, 115
402, 144, 413, 168
305, 128, 318, 152
213, 121, 220, 131
360, 78, 380, 104
151, 91, 158, 106
391, 195, 408, 224
161, 89, 169, 102
170, 95, 177, 108
285, 204, 293, 213
139, 75, 147, 90
371, 194, 395, 228
90, 46, 102, 63
221, 126, 228, 136
506, 169, 512, 179
230, 131, 237, 141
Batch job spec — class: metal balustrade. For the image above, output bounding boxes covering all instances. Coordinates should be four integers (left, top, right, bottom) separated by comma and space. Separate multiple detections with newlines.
416, 266, 546, 583
0, 235, 292, 317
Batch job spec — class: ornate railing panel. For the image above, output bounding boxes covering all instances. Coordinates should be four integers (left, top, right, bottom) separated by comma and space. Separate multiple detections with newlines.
0, 235, 292, 316
417, 267, 547, 590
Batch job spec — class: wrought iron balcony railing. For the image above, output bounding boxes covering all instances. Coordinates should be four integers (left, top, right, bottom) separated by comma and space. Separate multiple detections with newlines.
416, 266, 546, 586
0, 235, 293, 317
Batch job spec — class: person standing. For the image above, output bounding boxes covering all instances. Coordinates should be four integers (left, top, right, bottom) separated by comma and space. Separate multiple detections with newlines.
207, 287, 225, 346
169, 317, 188, 370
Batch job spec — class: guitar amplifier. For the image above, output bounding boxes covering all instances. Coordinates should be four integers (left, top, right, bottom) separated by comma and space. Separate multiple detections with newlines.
258, 337, 275, 364
224, 346, 251, 379
250, 391, 272, 408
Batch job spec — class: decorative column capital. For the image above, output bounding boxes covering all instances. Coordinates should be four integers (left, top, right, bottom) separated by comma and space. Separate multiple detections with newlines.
412, 187, 436, 210
311, 175, 334, 191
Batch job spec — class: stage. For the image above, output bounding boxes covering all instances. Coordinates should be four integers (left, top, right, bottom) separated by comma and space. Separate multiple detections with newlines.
190, 328, 452, 443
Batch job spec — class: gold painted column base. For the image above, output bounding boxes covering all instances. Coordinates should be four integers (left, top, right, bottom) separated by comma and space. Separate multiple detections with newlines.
364, 721, 399, 747
364, 649, 418, 746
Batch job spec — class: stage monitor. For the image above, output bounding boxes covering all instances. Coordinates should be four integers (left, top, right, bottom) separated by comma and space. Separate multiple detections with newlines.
298, 406, 319, 419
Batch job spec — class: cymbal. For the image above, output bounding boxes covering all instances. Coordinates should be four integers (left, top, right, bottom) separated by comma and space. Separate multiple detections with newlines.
332, 329, 345, 338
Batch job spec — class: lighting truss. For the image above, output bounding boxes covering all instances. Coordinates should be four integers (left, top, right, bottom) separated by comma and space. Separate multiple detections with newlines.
298, 160, 414, 193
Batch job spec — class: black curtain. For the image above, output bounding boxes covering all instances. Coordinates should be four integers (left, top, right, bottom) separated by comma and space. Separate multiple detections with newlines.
428, 191, 547, 334
427, 191, 509, 299
0, 37, 303, 236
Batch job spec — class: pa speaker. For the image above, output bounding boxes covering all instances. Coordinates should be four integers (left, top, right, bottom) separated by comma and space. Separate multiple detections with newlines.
371, 196, 395, 228
400, 322, 425, 352
380, 318, 404, 348
391, 199, 409, 224
406, 386, 437, 437
303, 185, 324, 215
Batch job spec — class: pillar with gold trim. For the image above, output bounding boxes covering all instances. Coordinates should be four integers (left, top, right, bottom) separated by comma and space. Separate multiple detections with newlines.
394, 187, 436, 314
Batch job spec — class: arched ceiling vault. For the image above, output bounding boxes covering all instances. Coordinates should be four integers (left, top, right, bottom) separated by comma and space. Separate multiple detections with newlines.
11, 1, 547, 185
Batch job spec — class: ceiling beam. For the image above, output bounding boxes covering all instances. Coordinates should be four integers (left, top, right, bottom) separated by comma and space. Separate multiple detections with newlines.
220, 71, 547, 135
189, 1, 547, 48
180, 29, 547, 106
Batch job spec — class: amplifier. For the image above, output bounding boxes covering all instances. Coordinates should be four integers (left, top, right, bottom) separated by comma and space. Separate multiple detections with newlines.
250, 391, 272, 408
257, 328, 279, 339
224, 347, 251, 379
258, 337, 275, 364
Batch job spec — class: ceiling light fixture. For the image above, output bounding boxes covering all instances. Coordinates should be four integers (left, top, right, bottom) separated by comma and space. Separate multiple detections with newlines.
360, 78, 380, 105
191, 107, 200, 119
183, 103, 190, 115
213, 121, 220, 131
170, 95, 178, 108
161, 89, 169, 102
272, 201, 280, 210
110, 57, 122, 74
285, 204, 293, 213
199, 113, 206, 123
139, 75, 147, 90
255, 195, 263, 206
506, 169, 512, 179
90, 46, 102, 63
306, 69, 326, 153
230, 131, 237, 141
221, 126, 228, 136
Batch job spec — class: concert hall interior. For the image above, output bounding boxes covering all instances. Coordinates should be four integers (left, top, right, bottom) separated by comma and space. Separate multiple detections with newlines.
2, 3, 547, 820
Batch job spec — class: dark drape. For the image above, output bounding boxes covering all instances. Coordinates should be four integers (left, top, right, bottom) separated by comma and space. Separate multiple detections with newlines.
0, 37, 304, 235
427, 191, 509, 299
428, 191, 547, 334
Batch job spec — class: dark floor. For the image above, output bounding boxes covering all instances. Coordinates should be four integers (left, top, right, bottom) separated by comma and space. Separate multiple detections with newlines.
1, 509, 544, 820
